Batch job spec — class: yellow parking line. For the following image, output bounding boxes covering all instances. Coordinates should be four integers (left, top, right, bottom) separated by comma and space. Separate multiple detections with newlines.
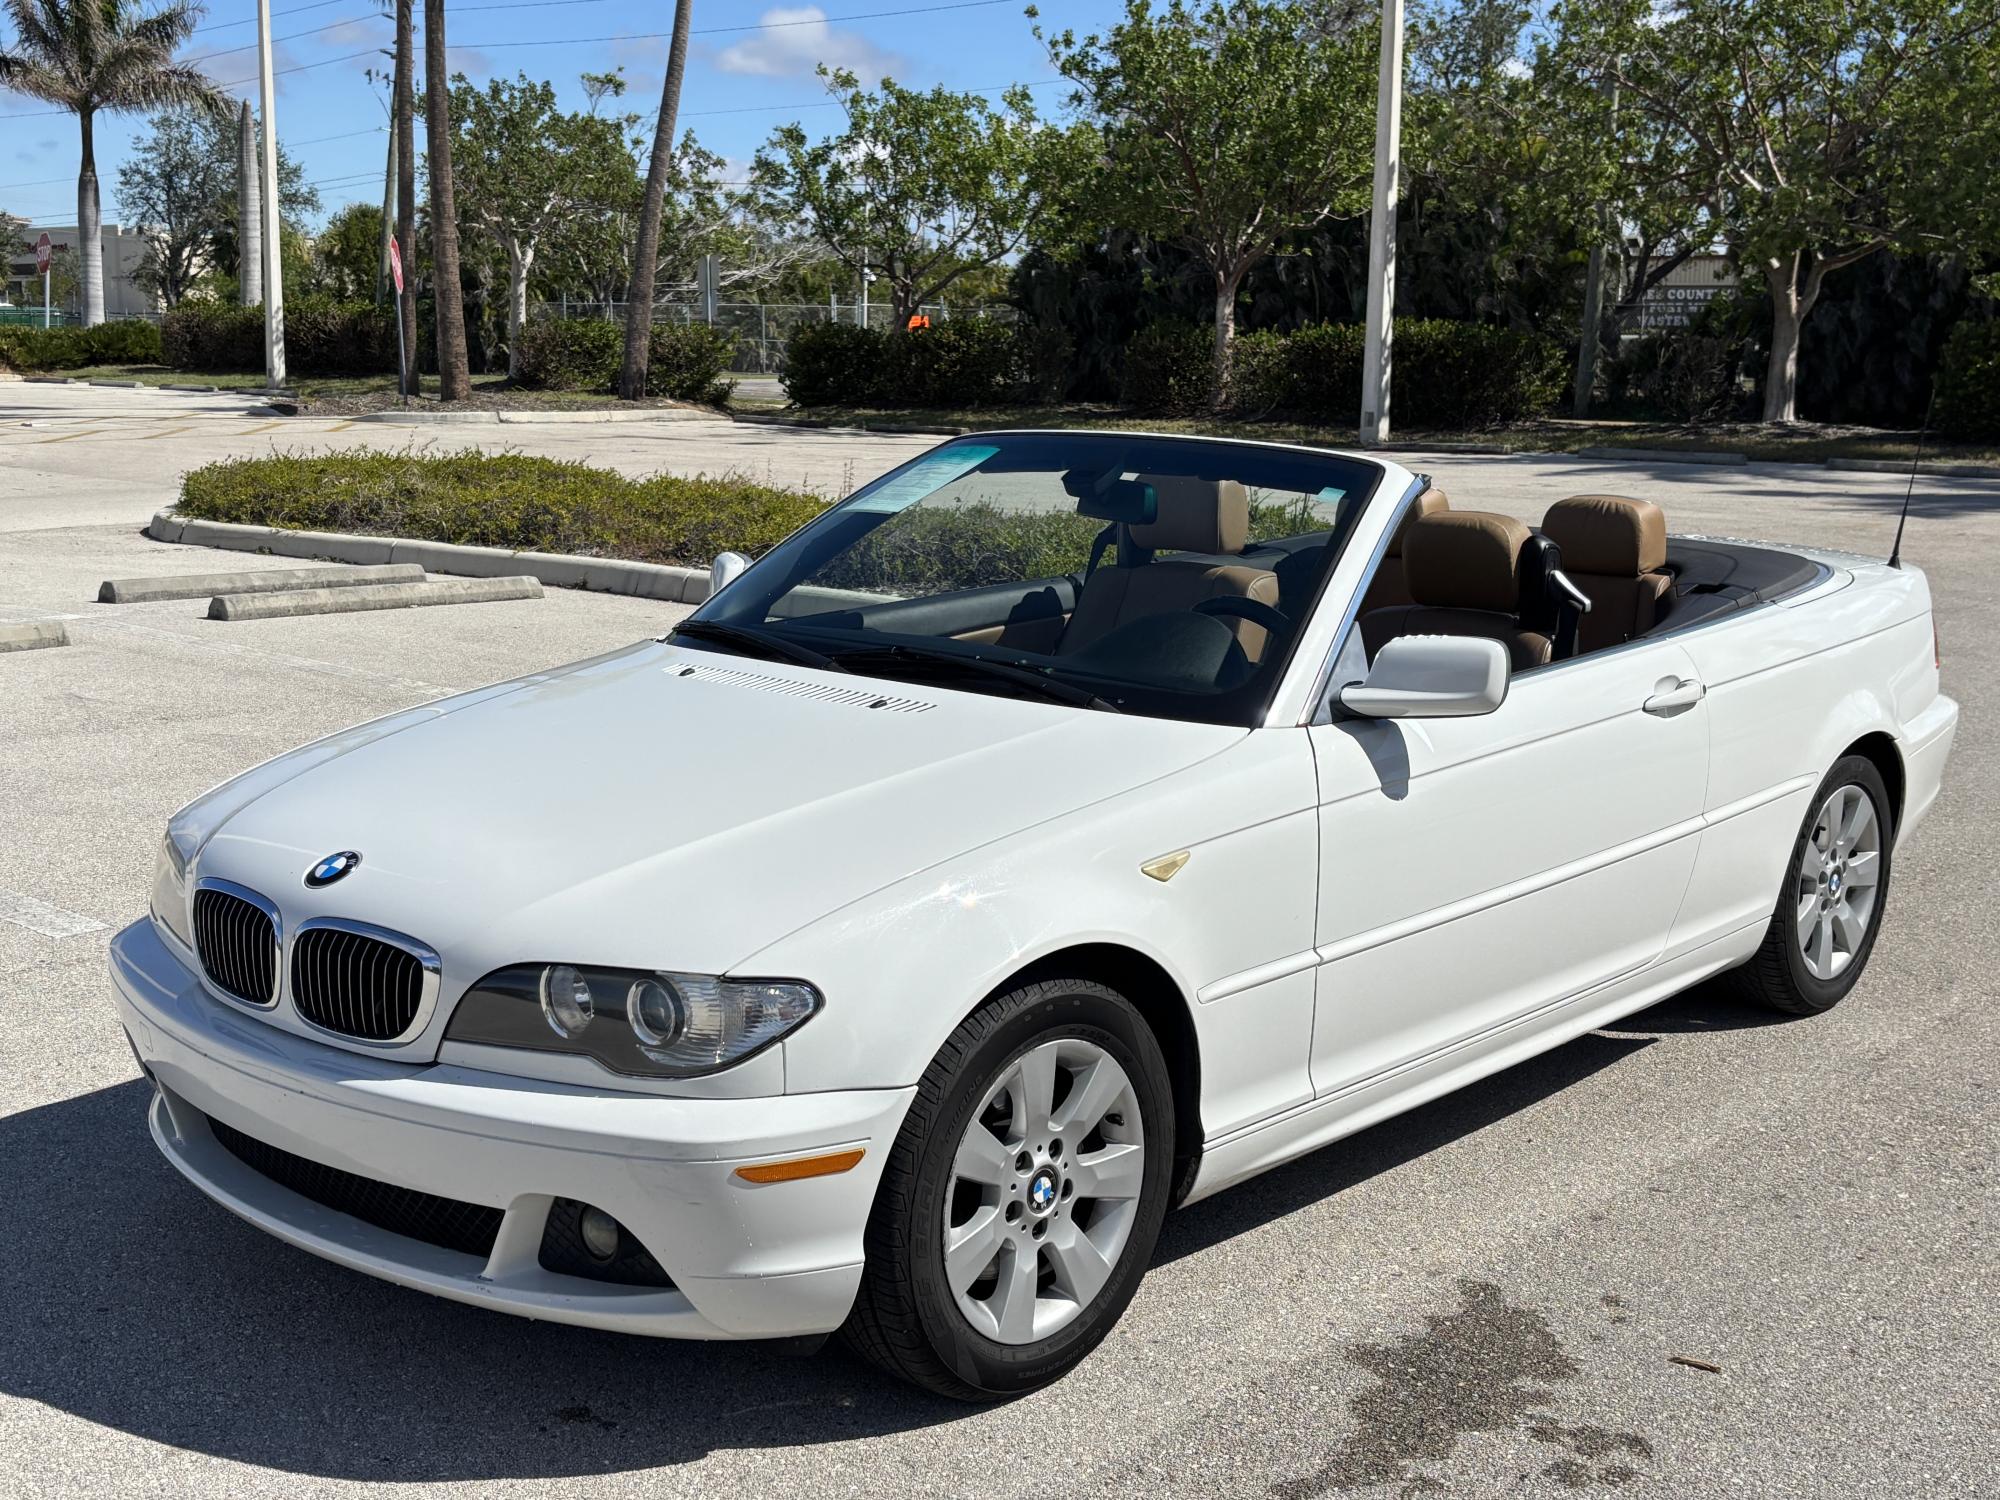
324, 419, 357, 431
237, 420, 285, 435
36, 428, 104, 443
142, 424, 196, 440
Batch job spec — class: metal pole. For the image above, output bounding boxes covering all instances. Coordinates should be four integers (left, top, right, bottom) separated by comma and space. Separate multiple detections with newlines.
1359, 0, 1405, 446
394, 283, 407, 401
257, 0, 286, 389
43, 268, 51, 329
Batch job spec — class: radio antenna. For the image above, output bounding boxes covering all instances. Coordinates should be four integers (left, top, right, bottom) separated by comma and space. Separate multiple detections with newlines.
1888, 388, 1935, 571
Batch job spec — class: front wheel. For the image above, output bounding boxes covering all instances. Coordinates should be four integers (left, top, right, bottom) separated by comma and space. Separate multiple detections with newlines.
842, 978, 1176, 1400
1728, 755, 1894, 1015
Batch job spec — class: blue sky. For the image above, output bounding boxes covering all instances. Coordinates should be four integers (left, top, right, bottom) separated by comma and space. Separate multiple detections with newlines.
0, 0, 1128, 231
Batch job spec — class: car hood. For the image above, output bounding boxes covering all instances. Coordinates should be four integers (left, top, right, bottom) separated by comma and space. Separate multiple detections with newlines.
198, 640, 1242, 978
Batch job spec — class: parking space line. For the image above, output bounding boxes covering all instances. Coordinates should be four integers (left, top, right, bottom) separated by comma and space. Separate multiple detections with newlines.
141, 424, 197, 440
237, 420, 285, 435
0, 889, 108, 939
35, 428, 105, 443
324, 419, 357, 431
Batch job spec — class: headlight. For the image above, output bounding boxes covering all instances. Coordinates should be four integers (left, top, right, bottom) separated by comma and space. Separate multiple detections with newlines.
151, 835, 193, 950
445, 965, 822, 1078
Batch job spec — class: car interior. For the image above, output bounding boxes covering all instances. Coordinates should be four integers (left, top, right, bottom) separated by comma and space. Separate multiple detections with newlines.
749, 452, 1824, 706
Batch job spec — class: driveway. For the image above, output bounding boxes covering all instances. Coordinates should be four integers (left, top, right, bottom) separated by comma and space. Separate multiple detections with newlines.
1, 383, 1995, 1498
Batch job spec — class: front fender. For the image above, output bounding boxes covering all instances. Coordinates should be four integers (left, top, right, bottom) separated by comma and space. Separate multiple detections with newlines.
760, 728, 1322, 1142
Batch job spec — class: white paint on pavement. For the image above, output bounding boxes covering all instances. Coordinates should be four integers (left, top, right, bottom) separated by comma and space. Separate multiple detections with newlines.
0, 889, 108, 939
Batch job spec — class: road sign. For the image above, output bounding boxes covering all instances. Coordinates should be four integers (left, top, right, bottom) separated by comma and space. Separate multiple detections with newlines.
388, 236, 404, 295
34, 233, 51, 275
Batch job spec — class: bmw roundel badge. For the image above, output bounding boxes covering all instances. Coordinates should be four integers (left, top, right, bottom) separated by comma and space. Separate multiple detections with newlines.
305, 850, 362, 888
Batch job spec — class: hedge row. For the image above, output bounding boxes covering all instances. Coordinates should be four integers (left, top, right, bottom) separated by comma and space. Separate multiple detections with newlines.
513, 318, 737, 402
1936, 319, 2000, 439
1131, 318, 1568, 426
0, 319, 163, 371
781, 317, 1065, 408
177, 451, 825, 567
162, 298, 397, 376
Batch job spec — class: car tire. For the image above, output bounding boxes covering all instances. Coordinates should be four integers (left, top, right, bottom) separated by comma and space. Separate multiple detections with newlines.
841, 978, 1176, 1401
1728, 754, 1894, 1016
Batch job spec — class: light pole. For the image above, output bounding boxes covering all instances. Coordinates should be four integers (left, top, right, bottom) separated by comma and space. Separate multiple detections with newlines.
1359, 0, 1405, 447
256, 0, 287, 389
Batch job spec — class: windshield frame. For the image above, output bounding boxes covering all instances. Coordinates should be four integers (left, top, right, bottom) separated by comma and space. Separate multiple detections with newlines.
686, 429, 1391, 727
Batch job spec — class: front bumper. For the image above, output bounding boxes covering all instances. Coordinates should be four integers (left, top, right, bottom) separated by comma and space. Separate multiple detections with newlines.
110, 919, 913, 1340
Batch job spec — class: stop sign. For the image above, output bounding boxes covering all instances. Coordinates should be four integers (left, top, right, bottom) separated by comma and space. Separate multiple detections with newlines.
388, 236, 403, 295
34, 232, 51, 275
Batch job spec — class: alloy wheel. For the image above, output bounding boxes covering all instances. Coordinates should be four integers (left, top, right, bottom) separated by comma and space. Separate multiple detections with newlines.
1795, 782, 1883, 981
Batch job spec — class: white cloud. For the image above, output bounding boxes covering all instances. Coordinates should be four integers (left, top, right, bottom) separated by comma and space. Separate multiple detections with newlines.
715, 7, 904, 86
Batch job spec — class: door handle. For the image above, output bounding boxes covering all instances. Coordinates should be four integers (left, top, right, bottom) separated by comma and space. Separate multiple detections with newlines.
1643, 677, 1707, 716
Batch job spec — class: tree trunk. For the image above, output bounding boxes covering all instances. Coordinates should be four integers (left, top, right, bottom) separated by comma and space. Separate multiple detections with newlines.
506, 243, 533, 378
394, 0, 419, 393
78, 111, 104, 326
238, 104, 262, 307
1762, 253, 1804, 424
1210, 271, 1240, 410
424, 0, 471, 400
618, 0, 693, 401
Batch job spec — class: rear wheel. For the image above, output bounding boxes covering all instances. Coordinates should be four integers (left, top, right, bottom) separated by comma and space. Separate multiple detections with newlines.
842, 978, 1175, 1400
1729, 755, 1893, 1015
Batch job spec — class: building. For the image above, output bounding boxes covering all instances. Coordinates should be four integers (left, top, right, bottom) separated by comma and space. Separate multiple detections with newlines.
2, 222, 159, 321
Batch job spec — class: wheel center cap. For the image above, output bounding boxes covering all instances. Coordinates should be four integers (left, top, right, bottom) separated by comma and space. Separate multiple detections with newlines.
1829, 872, 1842, 894
1027, 1166, 1060, 1216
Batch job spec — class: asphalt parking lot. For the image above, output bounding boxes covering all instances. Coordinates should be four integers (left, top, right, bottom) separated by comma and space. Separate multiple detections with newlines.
1, 384, 1995, 1498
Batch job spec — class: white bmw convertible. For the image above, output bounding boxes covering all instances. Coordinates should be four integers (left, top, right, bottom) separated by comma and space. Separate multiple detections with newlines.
113, 431, 1957, 1399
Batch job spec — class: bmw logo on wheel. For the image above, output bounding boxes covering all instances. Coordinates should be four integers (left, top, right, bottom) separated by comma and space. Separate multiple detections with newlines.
305, 850, 363, 888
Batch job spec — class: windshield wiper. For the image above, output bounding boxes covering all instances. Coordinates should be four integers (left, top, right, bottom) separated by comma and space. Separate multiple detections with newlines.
670, 619, 848, 672
832, 642, 1122, 713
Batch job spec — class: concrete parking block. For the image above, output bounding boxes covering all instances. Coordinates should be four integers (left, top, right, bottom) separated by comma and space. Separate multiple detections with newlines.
207, 575, 543, 619
0, 621, 69, 652
99, 563, 425, 603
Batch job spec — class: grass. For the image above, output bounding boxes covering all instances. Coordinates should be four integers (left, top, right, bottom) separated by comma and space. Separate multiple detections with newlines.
35, 365, 697, 414
737, 398, 2000, 468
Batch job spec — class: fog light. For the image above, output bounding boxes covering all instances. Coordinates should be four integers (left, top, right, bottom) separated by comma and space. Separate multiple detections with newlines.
578, 1205, 621, 1261
540, 964, 594, 1038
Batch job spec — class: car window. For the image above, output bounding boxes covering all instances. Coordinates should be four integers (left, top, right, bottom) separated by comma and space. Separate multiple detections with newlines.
688, 433, 1385, 726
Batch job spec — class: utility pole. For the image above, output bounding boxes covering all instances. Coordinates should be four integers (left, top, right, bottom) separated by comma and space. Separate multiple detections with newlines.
256, 0, 286, 388
1358, 0, 1405, 447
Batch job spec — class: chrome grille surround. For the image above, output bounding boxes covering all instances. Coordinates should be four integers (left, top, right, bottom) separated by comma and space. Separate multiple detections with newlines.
190, 879, 281, 1008
289, 917, 441, 1045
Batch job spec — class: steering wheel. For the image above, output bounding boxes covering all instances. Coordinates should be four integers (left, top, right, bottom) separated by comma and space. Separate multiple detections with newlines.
1193, 595, 1291, 637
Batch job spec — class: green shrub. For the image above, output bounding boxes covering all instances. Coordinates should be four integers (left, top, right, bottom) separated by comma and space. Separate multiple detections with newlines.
515, 317, 621, 390
1235, 319, 1562, 427
782, 321, 888, 406
1935, 318, 2000, 439
645, 322, 737, 403
80, 319, 164, 363
1227, 328, 1294, 413
162, 300, 264, 370
177, 450, 825, 567
876, 317, 1023, 408
1609, 331, 1745, 423
286, 297, 397, 376
0, 323, 88, 371
1016, 321, 1073, 403
1121, 320, 1214, 413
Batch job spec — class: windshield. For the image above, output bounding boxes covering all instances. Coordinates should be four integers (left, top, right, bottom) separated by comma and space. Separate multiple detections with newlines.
685, 432, 1384, 725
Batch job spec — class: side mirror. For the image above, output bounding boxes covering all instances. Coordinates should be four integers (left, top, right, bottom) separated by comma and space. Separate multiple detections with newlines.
708, 550, 751, 598
1337, 635, 1509, 719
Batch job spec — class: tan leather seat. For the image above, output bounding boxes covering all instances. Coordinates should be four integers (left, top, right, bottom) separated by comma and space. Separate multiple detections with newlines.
1542, 495, 1674, 654
1359, 510, 1552, 671
1358, 485, 1450, 616
1060, 476, 1280, 661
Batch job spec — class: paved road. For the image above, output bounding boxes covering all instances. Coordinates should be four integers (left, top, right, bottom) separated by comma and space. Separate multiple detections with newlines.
1, 385, 1995, 1498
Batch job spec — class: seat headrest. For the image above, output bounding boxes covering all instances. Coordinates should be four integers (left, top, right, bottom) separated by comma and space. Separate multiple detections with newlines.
1130, 476, 1248, 554
1386, 486, 1450, 557
1543, 495, 1667, 576
1403, 511, 1530, 614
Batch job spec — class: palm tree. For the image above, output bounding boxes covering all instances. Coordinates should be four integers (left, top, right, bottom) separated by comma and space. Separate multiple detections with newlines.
0, 0, 222, 326
617, 0, 692, 401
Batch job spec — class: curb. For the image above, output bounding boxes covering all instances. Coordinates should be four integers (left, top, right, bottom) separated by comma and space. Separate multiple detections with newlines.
1825, 456, 2000, 480
0, 621, 69, 653
336, 406, 709, 425
730, 412, 971, 437
148, 512, 714, 604
1574, 445, 1749, 466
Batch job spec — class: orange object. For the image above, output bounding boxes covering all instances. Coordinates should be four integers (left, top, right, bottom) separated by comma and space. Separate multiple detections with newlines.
734, 1148, 866, 1184
907, 313, 931, 332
